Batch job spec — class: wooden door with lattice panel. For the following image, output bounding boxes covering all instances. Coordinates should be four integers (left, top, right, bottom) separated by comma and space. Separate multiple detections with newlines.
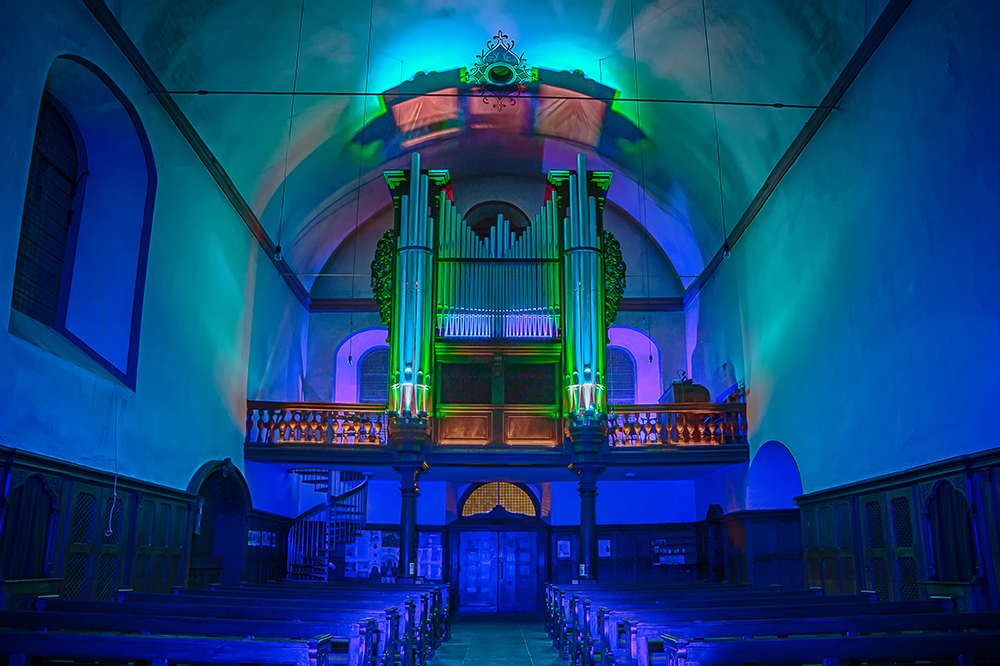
62, 481, 131, 600
859, 488, 921, 602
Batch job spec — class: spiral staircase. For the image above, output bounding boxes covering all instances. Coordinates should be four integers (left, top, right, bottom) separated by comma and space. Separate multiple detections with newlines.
286, 469, 370, 581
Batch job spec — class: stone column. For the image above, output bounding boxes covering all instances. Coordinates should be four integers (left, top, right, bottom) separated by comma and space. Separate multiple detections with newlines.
394, 462, 427, 580
389, 408, 429, 581
577, 466, 601, 581
568, 418, 606, 582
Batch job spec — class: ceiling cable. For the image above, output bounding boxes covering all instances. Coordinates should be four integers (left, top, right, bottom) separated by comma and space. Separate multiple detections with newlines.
348, 0, 376, 366
274, 0, 307, 263
157, 89, 831, 110
629, 0, 654, 364
702, 0, 729, 260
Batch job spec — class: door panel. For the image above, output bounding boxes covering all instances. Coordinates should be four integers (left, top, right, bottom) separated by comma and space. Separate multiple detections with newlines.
458, 530, 538, 612
499, 531, 537, 612
458, 532, 498, 611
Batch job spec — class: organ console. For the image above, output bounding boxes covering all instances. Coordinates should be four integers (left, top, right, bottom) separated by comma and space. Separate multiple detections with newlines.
376, 152, 622, 426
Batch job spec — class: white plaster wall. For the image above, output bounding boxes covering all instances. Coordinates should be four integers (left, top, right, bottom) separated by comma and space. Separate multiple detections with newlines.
0, 0, 264, 491
244, 461, 300, 517
696, 0, 1000, 493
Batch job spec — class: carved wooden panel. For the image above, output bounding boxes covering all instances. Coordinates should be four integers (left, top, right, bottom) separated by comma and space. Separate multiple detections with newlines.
503, 414, 558, 447
437, 412, 491, 446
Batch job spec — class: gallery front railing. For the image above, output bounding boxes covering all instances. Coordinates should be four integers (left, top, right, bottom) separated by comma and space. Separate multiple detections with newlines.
246, 401, 388, 448
606, 403, 747, 448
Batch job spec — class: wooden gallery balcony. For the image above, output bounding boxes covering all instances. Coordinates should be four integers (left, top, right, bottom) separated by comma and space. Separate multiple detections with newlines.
244, 401, 749, 468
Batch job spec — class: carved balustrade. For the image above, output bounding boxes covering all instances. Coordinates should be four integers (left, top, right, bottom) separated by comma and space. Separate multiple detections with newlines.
246, 402, 388, 448
607, 403, 747, 447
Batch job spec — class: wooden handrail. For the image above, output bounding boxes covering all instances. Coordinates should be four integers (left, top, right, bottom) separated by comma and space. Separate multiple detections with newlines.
608, 403, 745, 413
245, 402, 388, 447
248, 400, 387, 411
244, 401, 746, 449
607, 403, 747, 447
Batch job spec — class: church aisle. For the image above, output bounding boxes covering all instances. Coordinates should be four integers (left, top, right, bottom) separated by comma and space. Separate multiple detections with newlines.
434, 616, 565, 666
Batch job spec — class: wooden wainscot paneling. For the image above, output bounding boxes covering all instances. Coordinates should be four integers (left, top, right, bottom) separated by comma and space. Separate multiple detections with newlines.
245, 510, 293, 584
797, 446, 1000, 612
720, 509, 803, 590
550, 524, 699, 585
0, 446, 195, 602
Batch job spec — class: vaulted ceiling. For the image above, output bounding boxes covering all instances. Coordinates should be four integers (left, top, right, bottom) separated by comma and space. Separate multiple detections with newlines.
105, 0, 891, 295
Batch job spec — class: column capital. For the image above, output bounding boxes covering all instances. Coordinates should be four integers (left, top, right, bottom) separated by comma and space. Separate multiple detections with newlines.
388, 415, 431, 461
394, 462, 429, 493
570, 463, 605, 494
567, 418, 607, 463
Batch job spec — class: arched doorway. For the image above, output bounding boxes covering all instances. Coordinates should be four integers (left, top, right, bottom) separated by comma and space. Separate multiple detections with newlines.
448, 482, 546, 612
187, 460, 251, 589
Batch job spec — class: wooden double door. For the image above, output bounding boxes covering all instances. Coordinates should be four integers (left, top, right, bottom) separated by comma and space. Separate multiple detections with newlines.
458, 530, 538, 612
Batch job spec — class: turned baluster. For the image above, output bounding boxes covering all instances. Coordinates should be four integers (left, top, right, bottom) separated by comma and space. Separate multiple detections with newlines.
269, 409, 283, 443
255, 410, 267, 444
314, 410, 329, 444
331, 411, 345, 444
344, 414, 358, 445
642, 414, 653, 445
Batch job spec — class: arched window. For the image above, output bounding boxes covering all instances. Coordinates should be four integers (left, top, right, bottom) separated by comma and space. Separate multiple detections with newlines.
607, 326, 661, 403
464, 201, 531, 240
357, 347, 389, 403
9, 56, 155, 389
11, 94, 82, 327
460, 482, 538, 518
607, 345, 636, 404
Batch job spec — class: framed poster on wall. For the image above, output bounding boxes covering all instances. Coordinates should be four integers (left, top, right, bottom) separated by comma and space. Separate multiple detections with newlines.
557, 539, 571, 559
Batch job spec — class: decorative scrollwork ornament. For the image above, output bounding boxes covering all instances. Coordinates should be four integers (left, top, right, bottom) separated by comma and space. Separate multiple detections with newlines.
371, 229, 395, 330
602, 229, 626, 333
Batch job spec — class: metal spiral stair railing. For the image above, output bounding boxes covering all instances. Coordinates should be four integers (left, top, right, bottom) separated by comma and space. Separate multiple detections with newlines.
287, 469, 370, 582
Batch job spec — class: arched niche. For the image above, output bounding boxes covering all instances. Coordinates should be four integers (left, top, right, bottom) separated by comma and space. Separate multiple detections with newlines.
745, 441, 803, 510
332, 328, 389, 402
187, 459, 251, 588
607, 326, 662, 403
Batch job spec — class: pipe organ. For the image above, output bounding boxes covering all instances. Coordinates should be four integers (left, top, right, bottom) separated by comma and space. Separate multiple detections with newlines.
436, 195, 561, 339
378, 152, 618, 420
551, 154, 613, 417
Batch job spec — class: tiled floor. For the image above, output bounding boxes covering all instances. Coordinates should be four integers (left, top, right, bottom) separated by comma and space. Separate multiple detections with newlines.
434, 615, 565, 665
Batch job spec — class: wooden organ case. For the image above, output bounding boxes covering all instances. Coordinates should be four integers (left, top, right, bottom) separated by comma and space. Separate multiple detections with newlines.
378, 153, 617, 449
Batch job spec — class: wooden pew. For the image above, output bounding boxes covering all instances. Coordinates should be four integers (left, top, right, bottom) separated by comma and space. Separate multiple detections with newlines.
238, 580, 452, 643
618, 602, 980, 666
33, 597, 399, 666
195, 582, 450, 655
547, 582, 803, 651
659, 627, 1000, 666
168, 583, 449, 663
549, 583, 776, 658
594, 598, 954, 666
563, 587, 864, 664
0, 628, 336, 666
133, 587, 434, 665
